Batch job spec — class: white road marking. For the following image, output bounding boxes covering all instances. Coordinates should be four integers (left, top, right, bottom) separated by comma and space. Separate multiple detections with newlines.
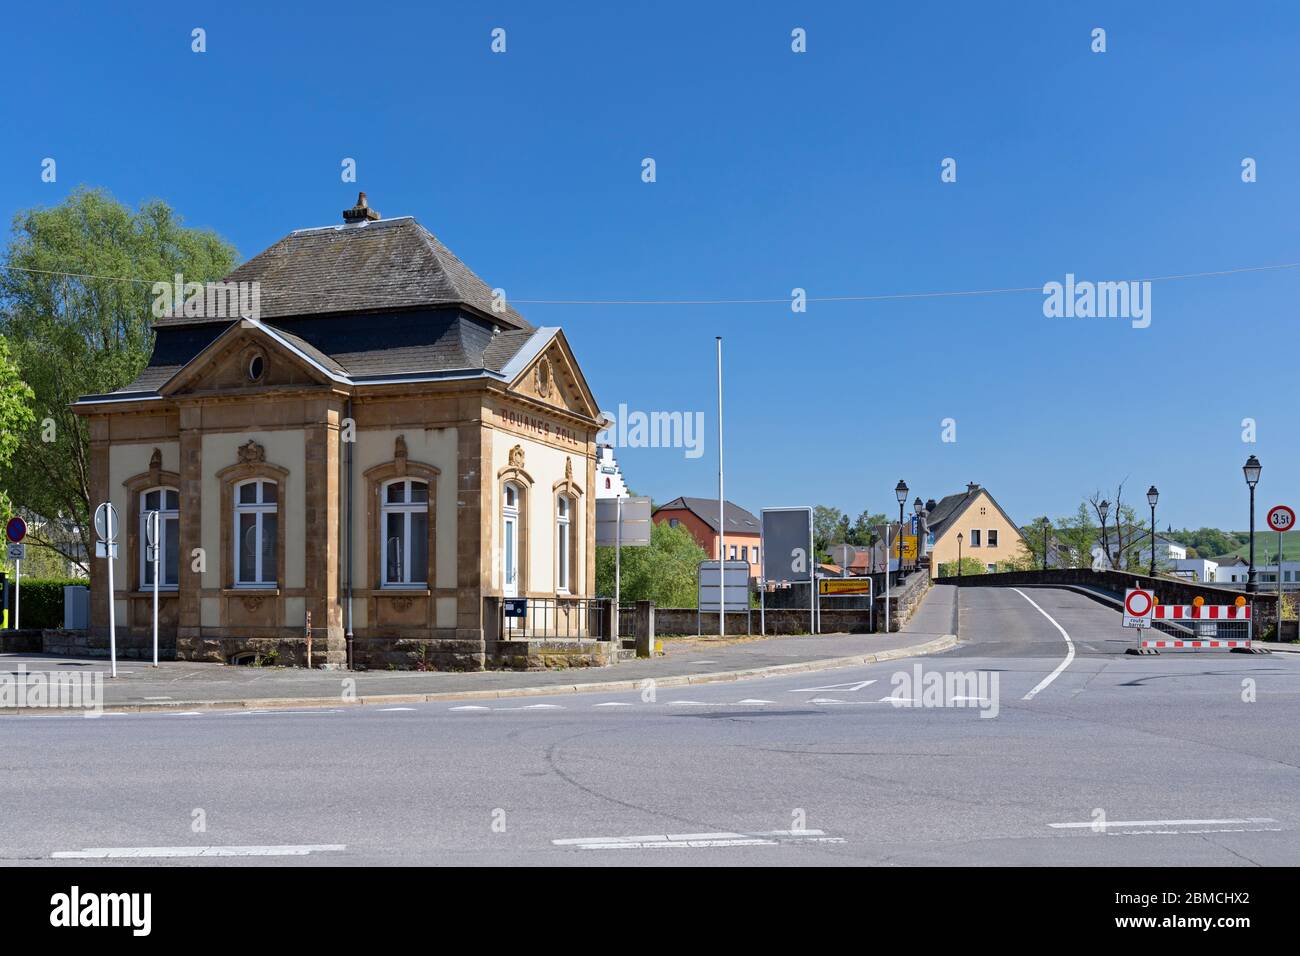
449, 705, 490, 711
807, 697, 848, 705
52, 844, 347, 859
378, 707, 416, 712
668, 700, 709, 706
554, 829, 843, 850
1049, 817, 1277, 829
736, 699, 774, 705
593, 702, 633, 707
689, 660, 718, 665
143, 696, 173, 700
790, 680, 876, 693
499, 703, 564, 710
1012, 587, 1076, 701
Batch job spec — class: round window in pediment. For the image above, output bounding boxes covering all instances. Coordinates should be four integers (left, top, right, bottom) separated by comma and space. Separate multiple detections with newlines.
535, 357, 552, 397
247, 352, 265, 382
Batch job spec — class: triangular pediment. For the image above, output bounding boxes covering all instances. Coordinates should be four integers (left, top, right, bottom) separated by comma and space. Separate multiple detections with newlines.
159, 320, 340, 397
507, 331, 599, 420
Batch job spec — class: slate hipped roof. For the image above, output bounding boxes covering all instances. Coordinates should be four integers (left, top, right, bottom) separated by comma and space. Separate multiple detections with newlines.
156, 215, 530, 330
80, 199, 551, 401
655, 497, 761, 536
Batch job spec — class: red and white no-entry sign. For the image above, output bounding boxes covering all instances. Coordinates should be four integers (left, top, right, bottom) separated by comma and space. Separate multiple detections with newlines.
1123, 588, 1154, 628
1267, 505, 1295, 533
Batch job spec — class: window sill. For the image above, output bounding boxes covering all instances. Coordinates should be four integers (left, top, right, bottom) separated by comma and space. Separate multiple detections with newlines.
378, 587, 431, 596
223, 587, 280, 596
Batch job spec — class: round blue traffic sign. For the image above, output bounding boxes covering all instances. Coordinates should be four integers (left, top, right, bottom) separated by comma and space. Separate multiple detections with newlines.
5, 517, 25, 543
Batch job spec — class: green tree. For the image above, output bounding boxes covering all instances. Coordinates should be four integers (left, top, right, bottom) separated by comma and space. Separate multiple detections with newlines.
0, 336, 35, 519
596, 520, 708, 607
813, 505, 844, 557
0, 187, 238, 571
939, 556, 985, 577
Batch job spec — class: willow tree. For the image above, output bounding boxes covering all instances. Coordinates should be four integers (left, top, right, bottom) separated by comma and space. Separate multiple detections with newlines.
0, 187, 237, 571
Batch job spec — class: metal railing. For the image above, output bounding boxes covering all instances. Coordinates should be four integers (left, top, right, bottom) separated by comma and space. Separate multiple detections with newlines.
499, 597, 612, 642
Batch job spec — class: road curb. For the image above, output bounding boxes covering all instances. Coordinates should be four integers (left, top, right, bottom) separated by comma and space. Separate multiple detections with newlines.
14, 634, 959, 716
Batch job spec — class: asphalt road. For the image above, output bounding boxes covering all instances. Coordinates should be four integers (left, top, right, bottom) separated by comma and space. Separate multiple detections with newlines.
4, 586, 1298, 866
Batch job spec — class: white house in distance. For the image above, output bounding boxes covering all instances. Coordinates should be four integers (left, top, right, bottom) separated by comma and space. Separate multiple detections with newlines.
594, 444, 628, 500
1169, 557, 1218, 583
1093, 533, 1185, 571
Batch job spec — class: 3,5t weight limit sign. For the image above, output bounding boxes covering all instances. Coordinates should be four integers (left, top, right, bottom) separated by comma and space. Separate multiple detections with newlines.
1267, 505, 1295, 533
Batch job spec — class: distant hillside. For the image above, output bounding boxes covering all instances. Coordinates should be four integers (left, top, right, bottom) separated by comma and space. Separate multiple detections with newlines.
1165, 527, 1300, 563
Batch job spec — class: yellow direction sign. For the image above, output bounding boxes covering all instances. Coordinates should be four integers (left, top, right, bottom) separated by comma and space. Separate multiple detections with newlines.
819, 578, 872, 596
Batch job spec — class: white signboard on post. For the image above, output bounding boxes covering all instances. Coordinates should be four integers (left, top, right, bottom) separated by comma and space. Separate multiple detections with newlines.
1123, 587, 1154, 628
94, 501, 120, 678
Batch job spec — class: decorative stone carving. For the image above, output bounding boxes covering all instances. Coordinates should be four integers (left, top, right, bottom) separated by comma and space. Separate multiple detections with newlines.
237, 440, 266, 465
149, 447, 162, 472
391, 596, 414, 612
565, 456, 573, 481
241, 595, 264, 612
395, 434, 408, 462
509, 444, 525, 469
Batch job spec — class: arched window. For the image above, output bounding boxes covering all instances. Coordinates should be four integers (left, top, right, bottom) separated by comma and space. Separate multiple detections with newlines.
234, 478, 278, 586
556, 494, 572, 593
140, 487, 179, 588
382, 478, 429, 586
502, 482, 521, 597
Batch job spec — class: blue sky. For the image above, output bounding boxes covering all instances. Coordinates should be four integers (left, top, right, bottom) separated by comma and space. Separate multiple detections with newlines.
3, 1, 1298, 529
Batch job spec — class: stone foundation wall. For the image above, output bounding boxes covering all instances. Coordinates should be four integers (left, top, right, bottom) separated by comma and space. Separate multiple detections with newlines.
351, 637, 486, 671
487, 639, 614, 671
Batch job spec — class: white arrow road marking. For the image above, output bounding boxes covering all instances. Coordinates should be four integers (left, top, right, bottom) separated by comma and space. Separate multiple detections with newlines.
1012, 587, 1076, 701
1049, 817, 1277, 829
52, 844, 347, 859
790, 680, 876, 693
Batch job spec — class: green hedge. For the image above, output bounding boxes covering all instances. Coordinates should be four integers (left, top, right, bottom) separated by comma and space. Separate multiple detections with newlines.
8, 578, 84, 629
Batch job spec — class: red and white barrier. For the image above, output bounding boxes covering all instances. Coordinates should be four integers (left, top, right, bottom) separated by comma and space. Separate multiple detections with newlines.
1139, 638, 1251, 649
1152, 604, 1250, 620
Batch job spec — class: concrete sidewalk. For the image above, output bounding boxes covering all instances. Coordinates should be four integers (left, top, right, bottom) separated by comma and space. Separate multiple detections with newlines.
1, 624, 957, 714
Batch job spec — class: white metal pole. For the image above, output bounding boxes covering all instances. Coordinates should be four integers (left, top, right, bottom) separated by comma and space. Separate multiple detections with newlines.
151, 510, 160, 668
884, 526, 891, 634
716, 336, 725, 639
106, 517, 117, 679
14, 557, 19, 630
615, 494, 622, 638
808, 517, 814, 634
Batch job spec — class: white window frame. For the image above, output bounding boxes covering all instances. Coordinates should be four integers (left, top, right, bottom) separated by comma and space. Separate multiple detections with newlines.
233, 478, 277, 587
503, 482, 520, 597
381, 478, 429, 588
556, 494, 571, 593
140, 486, 179, 590
969, 529, 982, 548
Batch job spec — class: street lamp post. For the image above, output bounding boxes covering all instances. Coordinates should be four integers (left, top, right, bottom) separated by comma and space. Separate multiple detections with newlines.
1099, 499, 1111, 569
1041, 517, 1051, 571
895, 480, 909, 578
1146, 485, 1159, 578
1244, 455, 1262, 593
914, 496, 927, 572
957, 532, 964, 579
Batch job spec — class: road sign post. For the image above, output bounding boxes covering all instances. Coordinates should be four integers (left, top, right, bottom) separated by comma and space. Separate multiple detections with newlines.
6, 517, 26, 630
94, 502, 120, 678
1266, 505, 1294, 633
146, 508, 161, 668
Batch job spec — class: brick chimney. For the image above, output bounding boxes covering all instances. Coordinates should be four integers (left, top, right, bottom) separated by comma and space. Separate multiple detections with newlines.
342, 192, 381, 224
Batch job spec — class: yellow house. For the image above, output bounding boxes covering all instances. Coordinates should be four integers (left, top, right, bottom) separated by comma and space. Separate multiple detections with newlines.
924, 483, 1029, 573
73, 194, 603, 670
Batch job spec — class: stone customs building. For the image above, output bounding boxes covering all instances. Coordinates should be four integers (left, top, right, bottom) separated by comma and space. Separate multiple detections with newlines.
73, 195, 603, 669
